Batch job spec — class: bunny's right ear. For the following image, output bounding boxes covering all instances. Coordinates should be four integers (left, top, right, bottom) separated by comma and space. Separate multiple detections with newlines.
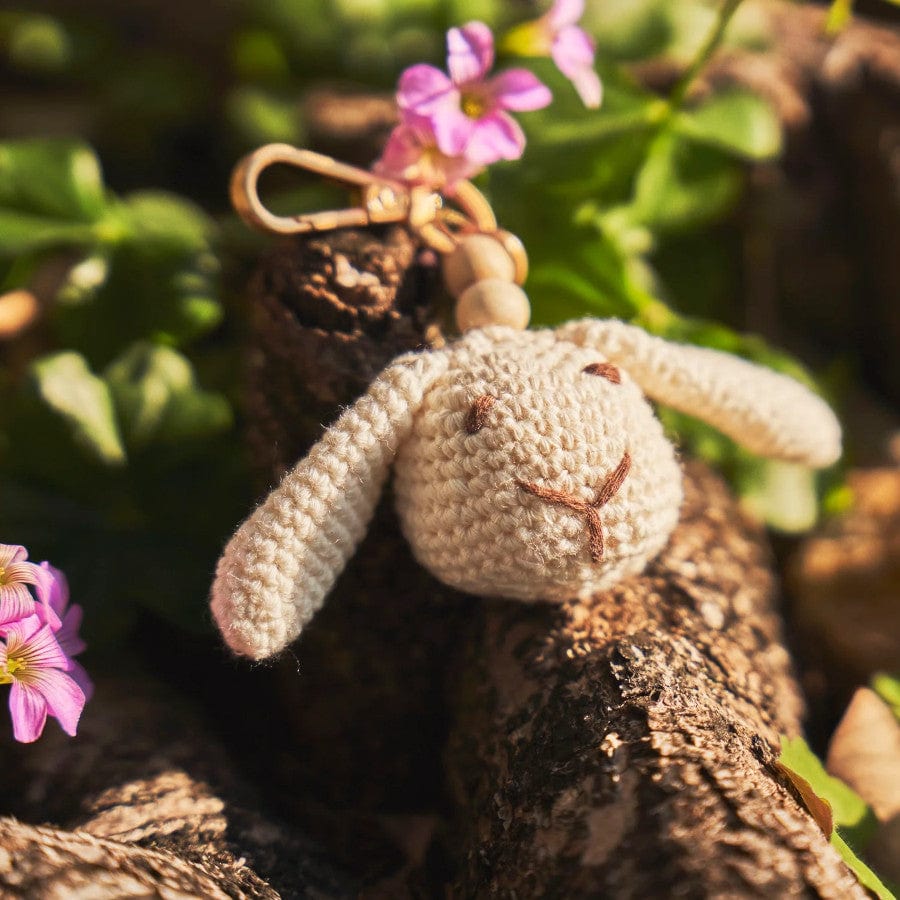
211, 350, 450, 660
556, 318, 841, 468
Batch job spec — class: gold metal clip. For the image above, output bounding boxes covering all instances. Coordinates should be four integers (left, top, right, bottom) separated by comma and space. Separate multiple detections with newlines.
229, 143, 497, 253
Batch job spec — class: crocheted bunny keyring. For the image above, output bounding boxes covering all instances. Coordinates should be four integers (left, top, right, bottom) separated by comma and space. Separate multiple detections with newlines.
212, 146, 841, 661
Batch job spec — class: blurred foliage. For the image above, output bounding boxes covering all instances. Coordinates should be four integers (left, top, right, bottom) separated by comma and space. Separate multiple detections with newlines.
828, 0, 900, 33
872, 673, 900, 720
0, 137, 247, 644
779, 737, 896, 899
0, 0, 846, 646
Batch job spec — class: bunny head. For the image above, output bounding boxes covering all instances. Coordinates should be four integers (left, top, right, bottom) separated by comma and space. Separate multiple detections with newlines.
392, 326, 682, 603
211, 318, 841, 660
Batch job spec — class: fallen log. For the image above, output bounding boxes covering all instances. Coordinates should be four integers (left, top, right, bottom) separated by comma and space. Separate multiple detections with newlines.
445, 463, 866, 898
0, 674, 355, 898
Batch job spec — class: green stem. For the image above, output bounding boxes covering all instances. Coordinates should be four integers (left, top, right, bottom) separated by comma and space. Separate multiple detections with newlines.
629, 0, 746, 215
668, 0, 745, 111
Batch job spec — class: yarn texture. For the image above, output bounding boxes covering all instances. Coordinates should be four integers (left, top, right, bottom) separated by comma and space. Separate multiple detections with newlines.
211, 351, 449, 659
393, 327, 681, 602
211, 319, 842, 660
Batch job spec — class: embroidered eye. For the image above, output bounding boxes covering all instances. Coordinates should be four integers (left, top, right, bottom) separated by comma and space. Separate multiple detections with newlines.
582, 362, 621, 384
465, 394, 495, 434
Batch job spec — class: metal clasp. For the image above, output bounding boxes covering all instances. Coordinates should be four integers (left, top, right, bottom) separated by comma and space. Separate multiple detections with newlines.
229, 143, 497, 253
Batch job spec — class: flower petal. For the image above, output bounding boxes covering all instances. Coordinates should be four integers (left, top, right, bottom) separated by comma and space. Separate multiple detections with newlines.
397, 64, 454, 116
33, 563, 64, 631
551, 24, 595, 75
3, 612, 43, 646
9, 682, 48, 743
374, 124, 421, 174
373, 119, 481, 189
37, 563, 68, 614
26, 667, 85, 736
0, 544, 27, 568
57, 604, 86, 657
551, 26, 602, 108
569, 65, 602, 109
0, 582, 37, 628
432, 106, 477, 157
547, 0, 586, 30
66, 659, 94, 702
8, 617, 70, 670
464, 111, 526, 165
447, 22, 494, 85
4, 561, 42, 587
489, 69, 552, 112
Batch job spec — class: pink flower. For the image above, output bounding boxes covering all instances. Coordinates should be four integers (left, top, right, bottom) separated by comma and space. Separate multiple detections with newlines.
0, 543, 54, 630
0, 613, 86, 743
36, 563, 93, 701
397, 22, 552, 166
373, 116, 482, 190
510, 0, 602, 109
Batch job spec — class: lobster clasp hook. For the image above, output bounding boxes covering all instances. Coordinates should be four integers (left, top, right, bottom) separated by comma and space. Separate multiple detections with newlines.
229, 143, 501, 256
230, 143, 438, 236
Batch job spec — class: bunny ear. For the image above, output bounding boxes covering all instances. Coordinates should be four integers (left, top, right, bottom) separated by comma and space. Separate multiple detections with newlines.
555, 318, 841, 468
211, 349, 450, 660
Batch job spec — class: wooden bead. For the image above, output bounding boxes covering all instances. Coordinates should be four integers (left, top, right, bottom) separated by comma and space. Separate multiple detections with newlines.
456, 279, 531, 332
443, 234, 516, 298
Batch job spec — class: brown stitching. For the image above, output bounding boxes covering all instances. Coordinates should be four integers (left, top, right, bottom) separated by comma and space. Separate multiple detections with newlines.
582, 362, 621, 384
465, 394, 495, 434
514, 479, 585, 515
516, 451, 631, 563
592, 451, 631, 508
585, 507, 604, 562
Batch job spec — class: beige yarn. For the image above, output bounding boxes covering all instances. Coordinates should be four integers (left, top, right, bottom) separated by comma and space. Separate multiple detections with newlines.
211, 319, 842, 660
211, 351, 449, 659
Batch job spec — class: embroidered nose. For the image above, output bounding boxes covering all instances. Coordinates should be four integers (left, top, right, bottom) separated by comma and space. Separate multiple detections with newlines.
516, 452, 632, 563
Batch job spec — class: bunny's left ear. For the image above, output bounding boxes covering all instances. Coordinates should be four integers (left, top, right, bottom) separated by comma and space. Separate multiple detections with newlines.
556, 318, 841, 468
211, 349, 450, 660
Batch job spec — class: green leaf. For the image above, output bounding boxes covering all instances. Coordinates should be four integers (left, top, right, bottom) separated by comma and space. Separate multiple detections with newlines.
0, 209, 97, 256
739, 460, 819, 533
831, 832, 896, 900
0, 139, 107, 222
629, 132, 743, 232
104, 342, 232, 450
675, 90, 782, 160
779, 737, 875, 842
872, 673, 900, 720
122, 191, 213, 254
777, 737, 895, 897
6, 13, 72, 74
29, 352, 126, 466
226, 86, 304, 146
53, 195, 221, 364
525, 224, 650, 326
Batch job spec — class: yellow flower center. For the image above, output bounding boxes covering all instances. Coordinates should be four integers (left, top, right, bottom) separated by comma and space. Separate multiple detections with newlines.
0, 654, 23, 684
461, 92, 486, 120
0, 567, 6, 584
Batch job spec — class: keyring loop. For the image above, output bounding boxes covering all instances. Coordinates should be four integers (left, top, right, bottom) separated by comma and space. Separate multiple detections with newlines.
230, 143, 503, 259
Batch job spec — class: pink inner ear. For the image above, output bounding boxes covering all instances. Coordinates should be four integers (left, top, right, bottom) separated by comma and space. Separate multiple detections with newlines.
583, 362, 621, 384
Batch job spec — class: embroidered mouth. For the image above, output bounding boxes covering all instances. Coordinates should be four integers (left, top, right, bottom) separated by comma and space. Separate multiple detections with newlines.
515, 452, 631, 563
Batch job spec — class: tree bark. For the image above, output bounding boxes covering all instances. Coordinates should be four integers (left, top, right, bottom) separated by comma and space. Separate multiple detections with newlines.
445, 463, 866, 898
0, 673, 355, 899
242, 225, 475, 832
